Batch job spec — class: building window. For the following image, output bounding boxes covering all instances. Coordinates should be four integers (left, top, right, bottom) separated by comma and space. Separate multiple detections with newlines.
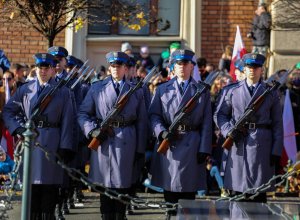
88, 0, 180, 36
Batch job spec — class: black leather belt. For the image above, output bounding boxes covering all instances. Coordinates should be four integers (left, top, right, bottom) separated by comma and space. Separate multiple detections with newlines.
176, 124, 199, 132
109, 120, 136, 128
35, 121, 60, 128
244, 123, 271, 130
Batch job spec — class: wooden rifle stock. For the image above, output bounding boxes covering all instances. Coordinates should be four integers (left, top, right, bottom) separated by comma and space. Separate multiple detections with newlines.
88, 137, 100, 151
221, 136, 234, 150
88, 127, 115, 151
157, 138, 171, 155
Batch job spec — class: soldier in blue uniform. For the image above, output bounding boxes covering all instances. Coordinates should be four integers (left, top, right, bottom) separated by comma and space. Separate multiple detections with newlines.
78, 51, 147, 220
48, 46, 83, 108
148, 49, 212, 218
3, 53, 75, 219
48, 46, 82, 219
216, 53, 283, 202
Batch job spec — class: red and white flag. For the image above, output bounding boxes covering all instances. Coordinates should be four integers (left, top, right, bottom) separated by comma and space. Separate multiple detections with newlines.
283, 89, 297, 163
230, 26, 247, 81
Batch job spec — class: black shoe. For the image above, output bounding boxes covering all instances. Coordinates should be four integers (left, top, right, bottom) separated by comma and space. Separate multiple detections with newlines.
55, 211, 65, 220
68, 198, 75, 209
101, 214, 115, 220
126, 204, 134, 215
62, 203, 70, 215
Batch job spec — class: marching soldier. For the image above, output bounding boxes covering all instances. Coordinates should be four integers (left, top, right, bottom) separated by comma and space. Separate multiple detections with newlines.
3, 53, 75, 219
48, 46, 83, 107
78, 51, 147, 220
48, 46, 82, 219
148, 49, 212, 218
215, 53, 283, 202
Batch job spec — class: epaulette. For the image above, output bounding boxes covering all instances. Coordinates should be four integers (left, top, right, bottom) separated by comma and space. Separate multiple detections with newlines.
222, 81, 240, 90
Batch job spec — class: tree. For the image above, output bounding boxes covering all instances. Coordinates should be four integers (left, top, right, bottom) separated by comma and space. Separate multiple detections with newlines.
272, 0, 300, 29
0, 0, 170, 47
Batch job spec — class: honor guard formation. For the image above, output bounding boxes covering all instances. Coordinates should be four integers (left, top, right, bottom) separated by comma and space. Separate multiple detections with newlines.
1, 37, 300, 220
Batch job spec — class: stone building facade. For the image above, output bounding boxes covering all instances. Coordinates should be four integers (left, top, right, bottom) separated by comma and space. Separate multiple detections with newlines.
2, 0, 289, 74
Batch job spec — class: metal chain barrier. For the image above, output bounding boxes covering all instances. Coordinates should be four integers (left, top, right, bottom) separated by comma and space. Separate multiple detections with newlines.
0, 139, 24, 219
217, 161, 300, 202
263, 203, 294, 220
2, 134, 300, 218
34, 142, 178, 212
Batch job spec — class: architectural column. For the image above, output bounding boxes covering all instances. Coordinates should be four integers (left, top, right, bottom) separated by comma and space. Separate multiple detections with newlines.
181, 0, 202, 56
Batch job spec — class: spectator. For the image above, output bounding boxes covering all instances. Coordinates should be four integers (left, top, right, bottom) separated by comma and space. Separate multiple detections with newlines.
121, 42, 134, 56
22, 64, 30, 79
0, 145, 14, 187
12, 63, 26, 88
136, 66, 147, 81
25, 67, 37, 82
205, 63, 215, 73
218, 45, 233, 73
0, 145, 14, 176
157, 42, 181, 73
197, 57, 209, 81
0, 71, 16, 112
247, 3, 271, 56
197, 157, 228, 197
136, 45, 154, 71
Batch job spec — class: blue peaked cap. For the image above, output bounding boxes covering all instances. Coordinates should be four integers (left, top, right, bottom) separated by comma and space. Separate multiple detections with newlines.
171, 49, 196, 65
48, 46, 68, 57
242, 53, 265, 67
127, 54, 136, 67
106, 51, 129, 64
234, 59, 245, 72
76, 58, 84, 68
34, 53, 56, 67
66, 55, 78, 67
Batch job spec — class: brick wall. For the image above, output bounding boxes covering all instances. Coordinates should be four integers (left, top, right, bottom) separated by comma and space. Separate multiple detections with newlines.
0, 22, 65, 66
201, 0, 261, 66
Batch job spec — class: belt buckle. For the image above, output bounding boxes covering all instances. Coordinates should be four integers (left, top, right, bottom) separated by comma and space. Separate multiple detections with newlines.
248, 123, 256, 129
37, 121, 44, 128
178, 124, 186, 131
112, 121, 120, 127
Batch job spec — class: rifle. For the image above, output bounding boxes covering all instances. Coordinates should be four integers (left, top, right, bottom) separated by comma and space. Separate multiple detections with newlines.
157, 70, 220, 155
31, 60, 89, 120
70, 66, 91, 90
222, 67, 295, 150
82, 68, 96, 84
88, 66, 159, 151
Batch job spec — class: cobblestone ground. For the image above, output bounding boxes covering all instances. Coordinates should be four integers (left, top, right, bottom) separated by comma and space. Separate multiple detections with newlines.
4, 191, 300, 220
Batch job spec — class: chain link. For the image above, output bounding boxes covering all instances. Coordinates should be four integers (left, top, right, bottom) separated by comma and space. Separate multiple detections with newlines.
0, 139, 24, 219
217, 161, 300, 202
34, 142, 178, 211
2, 137, 299, 218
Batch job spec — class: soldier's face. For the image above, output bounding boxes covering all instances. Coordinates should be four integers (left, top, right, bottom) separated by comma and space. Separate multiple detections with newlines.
235, 69, 246, 81
37, 66, 53, 83
244, 65, 263, 82
109, 63, 127, 81
55, 56, 66, 73
174, 60, 194, 80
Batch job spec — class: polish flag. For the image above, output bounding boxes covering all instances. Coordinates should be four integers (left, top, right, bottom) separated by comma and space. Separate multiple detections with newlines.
0, 78, 14, 159
230, 26, 247, 81
283, 89, 297, 163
